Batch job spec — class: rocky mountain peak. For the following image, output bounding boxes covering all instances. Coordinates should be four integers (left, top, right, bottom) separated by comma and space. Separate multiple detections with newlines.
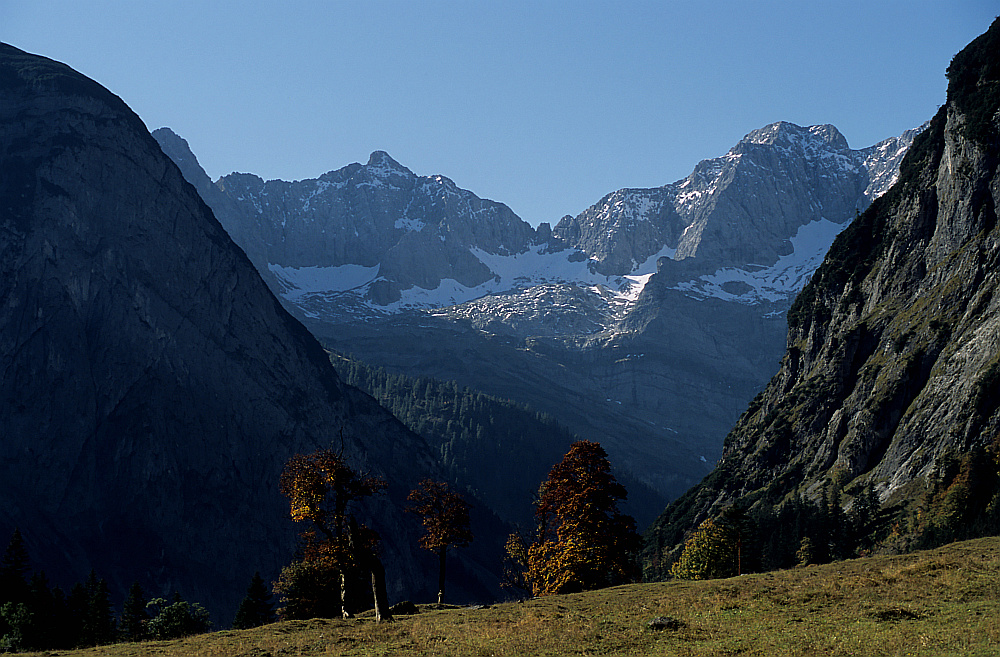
151, 127, 201, 177
554, 120, 917, 278
365, 149, 414, 179
744, 121, 851, 152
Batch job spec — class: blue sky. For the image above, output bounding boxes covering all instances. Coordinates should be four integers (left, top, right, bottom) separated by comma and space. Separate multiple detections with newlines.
4, 1, 997, 226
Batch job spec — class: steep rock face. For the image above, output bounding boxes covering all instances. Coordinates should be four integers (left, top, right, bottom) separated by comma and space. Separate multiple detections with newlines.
151, 127, 283, 293
553, 122, 919, 276
647, 19, 1000, 551
0, 44, 457, 620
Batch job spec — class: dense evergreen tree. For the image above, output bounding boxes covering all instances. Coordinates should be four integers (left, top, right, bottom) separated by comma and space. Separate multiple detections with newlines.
119, 582, 148, 642
65, 582, 89, 646
0, 529, 30, 605
81, 569, 116, 646
24, 572, 65, 649
232, 572, 275, 629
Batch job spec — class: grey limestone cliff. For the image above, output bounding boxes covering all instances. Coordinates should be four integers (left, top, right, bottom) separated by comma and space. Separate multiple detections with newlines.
212, 145, 535, 304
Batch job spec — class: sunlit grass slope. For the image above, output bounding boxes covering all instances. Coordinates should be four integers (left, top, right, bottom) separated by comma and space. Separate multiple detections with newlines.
19, 536, 1000, 656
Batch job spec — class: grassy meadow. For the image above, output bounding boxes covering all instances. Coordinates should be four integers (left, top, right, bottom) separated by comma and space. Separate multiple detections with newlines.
17, 536, 1000, 656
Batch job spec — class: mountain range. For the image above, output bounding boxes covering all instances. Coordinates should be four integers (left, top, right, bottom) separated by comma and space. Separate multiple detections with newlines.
4, 16, 994, 631
155, 117, 921, 512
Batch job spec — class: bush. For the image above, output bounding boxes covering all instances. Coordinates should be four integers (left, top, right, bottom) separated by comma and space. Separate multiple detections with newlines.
146, 595, 211, 639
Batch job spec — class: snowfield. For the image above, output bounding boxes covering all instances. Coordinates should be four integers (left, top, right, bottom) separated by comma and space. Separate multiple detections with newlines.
672, 217, 849, 303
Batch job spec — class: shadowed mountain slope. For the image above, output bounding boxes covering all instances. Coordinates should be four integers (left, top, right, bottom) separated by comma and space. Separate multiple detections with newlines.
0, 43, 476, 621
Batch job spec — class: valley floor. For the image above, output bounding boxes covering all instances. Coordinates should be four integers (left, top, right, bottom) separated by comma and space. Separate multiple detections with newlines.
19, 537, 1000, 656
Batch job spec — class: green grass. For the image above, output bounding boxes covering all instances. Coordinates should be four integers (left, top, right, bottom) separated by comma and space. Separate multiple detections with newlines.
18, 537, 1000, 656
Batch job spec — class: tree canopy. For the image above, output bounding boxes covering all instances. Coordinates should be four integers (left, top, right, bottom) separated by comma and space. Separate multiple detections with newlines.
511, 441, 641, 596
277, 448, 392, 621
406, 479, 473, 604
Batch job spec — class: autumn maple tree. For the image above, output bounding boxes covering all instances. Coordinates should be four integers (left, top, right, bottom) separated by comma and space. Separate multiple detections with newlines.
277, 448, 393, 621
406, 479, 473, 604
508, 440, 641, 596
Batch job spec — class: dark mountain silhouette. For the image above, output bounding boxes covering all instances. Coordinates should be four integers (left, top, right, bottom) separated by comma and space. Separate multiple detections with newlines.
0, 42, 485, 621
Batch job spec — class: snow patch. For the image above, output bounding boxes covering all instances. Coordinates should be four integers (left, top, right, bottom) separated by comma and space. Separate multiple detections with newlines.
269, 263, 380, 300
395, 215, 425, 231
673, 217, 848, 303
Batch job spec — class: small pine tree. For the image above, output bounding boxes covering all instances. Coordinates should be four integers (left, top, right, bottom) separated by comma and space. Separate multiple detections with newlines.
796, 537, 815, 566
24, 571, 60, 650
0, 529, 31, 605
64, 582, 88, 647
232, 572, 275, 629
119, 582, 148, 642
82, 570, 116, 646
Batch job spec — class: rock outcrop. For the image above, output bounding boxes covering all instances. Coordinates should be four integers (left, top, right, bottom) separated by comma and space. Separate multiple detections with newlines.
0, 43, 470, 621
646, 18, 1000, 556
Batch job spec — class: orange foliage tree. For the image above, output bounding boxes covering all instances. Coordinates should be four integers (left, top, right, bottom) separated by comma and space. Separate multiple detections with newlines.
277, 448, 392, 621
406, 479, 473, 604
509, 440, 641, 596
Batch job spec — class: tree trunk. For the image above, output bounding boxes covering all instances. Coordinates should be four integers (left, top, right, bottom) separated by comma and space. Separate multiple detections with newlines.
437, 545, 447, 605
369, 552, 393, 623
347, 516, 393, 623
340, 571, 352, 619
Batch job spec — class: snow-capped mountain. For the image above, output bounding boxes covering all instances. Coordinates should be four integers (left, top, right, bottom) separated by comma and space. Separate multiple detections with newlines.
554, 121, 922, 283
411, 122, 921, 337
155, 121, 923, 505
155, 122, 919, 336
